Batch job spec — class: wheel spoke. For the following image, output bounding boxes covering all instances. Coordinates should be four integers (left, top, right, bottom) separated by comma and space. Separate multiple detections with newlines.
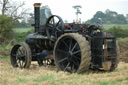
56, 20, 61, 27
19, 48, 25, 56
18, 59, 22, 68
64, 62, 70, 72
22, 47, 27, 56
17, 51, 21, 59
62, 40, 69, 49
18, 48, 22, 54
72, 42, 78, 52
58, 57, 68, 63
18, 48, 24, 56
17, 47, 25, 69
16, 59, 19, 66
69, 38, 72, 50
71, 64, 75, 72
56, 27, 61, 32
20, 48, 25, 56
73, 56, 81, 60
56, 49, 67, 54
72, 59, 79, 67
21, 60, 24, 67
72, 50, 81, 55
53, 17, 55, 25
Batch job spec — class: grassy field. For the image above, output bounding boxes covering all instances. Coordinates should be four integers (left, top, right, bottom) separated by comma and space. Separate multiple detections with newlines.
12, 24, 128, 33
13, 28, 33, 33
103, 24, 128, 29
118, 37, 128, 42
0, 56, 128, 85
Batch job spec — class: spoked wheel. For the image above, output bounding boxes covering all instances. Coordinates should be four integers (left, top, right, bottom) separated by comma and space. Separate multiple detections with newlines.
10, 42, 32, 69
54, 33, 91, 73
45, 15, 64, 41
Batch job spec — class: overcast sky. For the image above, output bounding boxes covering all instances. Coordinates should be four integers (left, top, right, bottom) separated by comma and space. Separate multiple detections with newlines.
23, 0, 128, 22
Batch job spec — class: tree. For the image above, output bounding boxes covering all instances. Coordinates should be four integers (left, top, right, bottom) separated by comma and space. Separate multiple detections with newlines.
0, 0, 30, 43
0, 0, 28, 21
13, 20, 31, 28
90, 11, 105, 24
89, 9, 127, 24
0, 15, 13, 43
116, 14, 127, 24
126, 14, 128, 23
0, 0, 9, 15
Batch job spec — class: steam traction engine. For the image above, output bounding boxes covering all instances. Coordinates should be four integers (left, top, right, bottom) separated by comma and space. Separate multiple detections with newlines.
10, 3, 119, 73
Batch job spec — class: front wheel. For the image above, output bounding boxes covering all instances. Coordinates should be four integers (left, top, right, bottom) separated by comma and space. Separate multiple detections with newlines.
10, 42, 32, 69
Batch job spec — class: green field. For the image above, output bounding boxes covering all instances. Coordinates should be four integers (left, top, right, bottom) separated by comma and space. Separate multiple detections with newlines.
103, 24, 128, 29
13, 24, 128, 33
13, 28, 33, 33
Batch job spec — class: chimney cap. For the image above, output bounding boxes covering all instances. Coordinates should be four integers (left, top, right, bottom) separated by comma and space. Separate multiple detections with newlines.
34, 3, 41, 7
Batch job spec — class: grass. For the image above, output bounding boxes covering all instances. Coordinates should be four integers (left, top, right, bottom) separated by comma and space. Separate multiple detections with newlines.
99, 81, 116, 85
13, 28, 33, 33
13, 24, 128, 33
103, 24, 128, 30
13, 27, 34, 42
0, 54, 128, 85
33, 74, 55, 82
118, 37, 128, 42
16, 78, 29, 82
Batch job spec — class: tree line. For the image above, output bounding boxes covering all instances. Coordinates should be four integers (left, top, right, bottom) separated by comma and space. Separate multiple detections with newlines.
89, 9, 128, 24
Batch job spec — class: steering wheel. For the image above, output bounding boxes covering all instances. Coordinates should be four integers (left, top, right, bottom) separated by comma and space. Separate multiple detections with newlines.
45, 15, 64, 41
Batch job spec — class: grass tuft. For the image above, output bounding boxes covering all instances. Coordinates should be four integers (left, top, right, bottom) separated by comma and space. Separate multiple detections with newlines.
16, 78, 29, 82
33, 74, 55, 82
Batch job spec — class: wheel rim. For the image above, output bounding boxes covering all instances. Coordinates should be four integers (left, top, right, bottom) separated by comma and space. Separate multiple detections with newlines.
11, 44, 28, 69
55, 36, 81, 73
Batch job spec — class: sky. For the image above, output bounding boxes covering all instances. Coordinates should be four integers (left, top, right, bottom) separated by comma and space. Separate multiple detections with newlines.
22, 0, 128, 22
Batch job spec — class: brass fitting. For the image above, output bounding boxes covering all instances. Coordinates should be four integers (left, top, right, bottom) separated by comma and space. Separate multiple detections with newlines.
34, 3, 41, 7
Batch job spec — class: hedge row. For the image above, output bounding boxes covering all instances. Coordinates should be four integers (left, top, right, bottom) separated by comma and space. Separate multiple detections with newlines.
105, 26, 128, 38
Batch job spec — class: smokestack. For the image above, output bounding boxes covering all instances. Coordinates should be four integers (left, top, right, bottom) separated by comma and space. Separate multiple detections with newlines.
34, 3, 41, 33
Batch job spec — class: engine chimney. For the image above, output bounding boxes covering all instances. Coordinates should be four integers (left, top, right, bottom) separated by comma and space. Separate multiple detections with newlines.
34, 3, 41, 33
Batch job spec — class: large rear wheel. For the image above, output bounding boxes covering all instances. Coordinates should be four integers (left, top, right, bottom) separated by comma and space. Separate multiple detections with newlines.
54, 33, 91, 73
